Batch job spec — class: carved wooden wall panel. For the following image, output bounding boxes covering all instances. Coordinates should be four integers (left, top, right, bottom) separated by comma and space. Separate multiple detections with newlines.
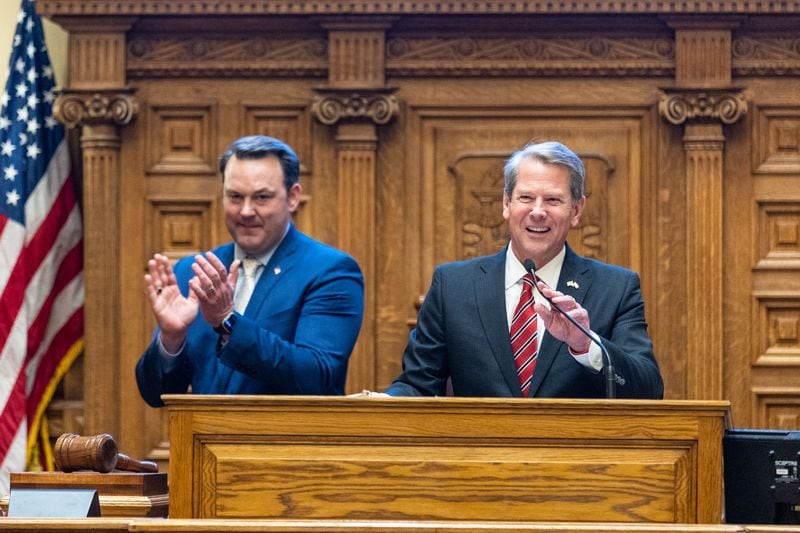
752, 106, 800, 174
420, 116, 641, 272
148, 199, 217, 262
752, 388, 800, 429
733, 32, 800, 429
145, 104, 217, 175
725, 71, 800, 427
753, 293, 800, 366
756, 200, 800, 269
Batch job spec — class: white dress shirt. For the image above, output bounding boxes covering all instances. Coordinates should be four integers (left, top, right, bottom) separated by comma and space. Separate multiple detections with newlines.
503, 245, 602, 372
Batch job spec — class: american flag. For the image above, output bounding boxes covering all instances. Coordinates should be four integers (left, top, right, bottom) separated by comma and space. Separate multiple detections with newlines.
0, 0, 84, 495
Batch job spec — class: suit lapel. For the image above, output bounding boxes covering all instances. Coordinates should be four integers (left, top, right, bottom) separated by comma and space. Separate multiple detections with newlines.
474, 249, 522, 397
528, 245, 594, 397
242, 225, 300, 317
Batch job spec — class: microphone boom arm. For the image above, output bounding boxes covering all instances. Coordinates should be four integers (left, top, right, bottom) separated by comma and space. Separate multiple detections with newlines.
522, 259, 616, 399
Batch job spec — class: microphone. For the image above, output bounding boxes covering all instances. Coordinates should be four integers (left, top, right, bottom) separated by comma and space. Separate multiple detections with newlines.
522, 259, 616, 399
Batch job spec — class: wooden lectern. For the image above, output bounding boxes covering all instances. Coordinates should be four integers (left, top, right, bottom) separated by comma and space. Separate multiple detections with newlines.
165, 396, 730, 523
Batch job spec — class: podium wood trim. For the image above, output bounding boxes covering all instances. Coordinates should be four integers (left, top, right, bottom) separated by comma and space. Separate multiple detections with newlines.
164, 396, 730, 523
3, 472, 168, 518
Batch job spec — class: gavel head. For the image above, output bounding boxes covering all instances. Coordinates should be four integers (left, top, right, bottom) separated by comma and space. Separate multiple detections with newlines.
54, 433, 118, 473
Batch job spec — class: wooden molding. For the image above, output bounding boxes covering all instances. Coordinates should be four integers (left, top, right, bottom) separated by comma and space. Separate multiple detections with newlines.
734, 35, 800, 76
327, 31, 385, 88
54, 89, 139, 129
127, 36, 328, 79
37, 0, 800, 15
311, 88, 399, 126
124, 34, 677, 78
106, 32, 800, 81
0, 517, 762, 531
658, 89, 747, 125
387, 36, 674, 77
319, 20, 393, 88
674, 30, 732, 86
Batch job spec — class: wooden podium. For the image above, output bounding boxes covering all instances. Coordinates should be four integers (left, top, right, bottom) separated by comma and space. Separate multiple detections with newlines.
164, 396, 730, 523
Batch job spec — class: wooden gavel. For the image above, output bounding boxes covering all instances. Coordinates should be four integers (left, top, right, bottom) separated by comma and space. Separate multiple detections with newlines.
54, 433, 158, 473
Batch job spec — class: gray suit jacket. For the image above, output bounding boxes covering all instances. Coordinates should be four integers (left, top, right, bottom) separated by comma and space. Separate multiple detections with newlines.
386, 245, 663, 399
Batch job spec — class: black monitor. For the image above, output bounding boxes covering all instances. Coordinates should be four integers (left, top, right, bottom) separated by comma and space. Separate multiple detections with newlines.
723, 428, 800, 524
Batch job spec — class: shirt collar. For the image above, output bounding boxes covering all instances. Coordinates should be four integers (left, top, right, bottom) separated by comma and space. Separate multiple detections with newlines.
504, 244, 566, 290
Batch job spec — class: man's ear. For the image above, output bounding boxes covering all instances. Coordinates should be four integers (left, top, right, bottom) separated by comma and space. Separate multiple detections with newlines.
570, 195, 586, 226
287, 183, 302, 212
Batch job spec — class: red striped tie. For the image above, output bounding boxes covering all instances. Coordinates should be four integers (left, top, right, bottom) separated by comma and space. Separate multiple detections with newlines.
510, 273, 538, 397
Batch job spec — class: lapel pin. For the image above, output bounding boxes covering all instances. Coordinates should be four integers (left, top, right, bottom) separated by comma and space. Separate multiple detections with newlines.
566, 280, 579, 289
274, 266, 281, 275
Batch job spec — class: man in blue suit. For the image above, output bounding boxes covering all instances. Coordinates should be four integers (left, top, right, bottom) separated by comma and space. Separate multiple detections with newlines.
386, 141, 663, 399
136, 135, 364, 407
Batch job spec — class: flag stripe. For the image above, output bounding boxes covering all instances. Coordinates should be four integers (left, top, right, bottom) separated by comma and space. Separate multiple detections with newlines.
0, 421, 26, 486
0, 289, 28, 411
27, 239, 83, 370
0, 371, 27, 458
24, 207, 82, 348
28, 307, 83, 420
0, 229, 28, 343
24, 141, 71, 238
26, 262, 83, 383
0, 219, 24, 291
24, 165, 78, 281
0, 189, 80, 368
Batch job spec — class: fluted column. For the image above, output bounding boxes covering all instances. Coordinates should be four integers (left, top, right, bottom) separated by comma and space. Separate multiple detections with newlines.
54, 91, 137, 435
52, 16, 138, 435
336, 124, 378, 391
313, 18, 398, 393
660, 17, 745, 400
684, 123, 725, 400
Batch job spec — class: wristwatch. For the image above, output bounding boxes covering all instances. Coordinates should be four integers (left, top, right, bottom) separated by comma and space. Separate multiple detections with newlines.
213, 312, 237, 336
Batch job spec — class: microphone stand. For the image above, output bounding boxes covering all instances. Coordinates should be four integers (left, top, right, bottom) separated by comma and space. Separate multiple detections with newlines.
523, 259, 616, 399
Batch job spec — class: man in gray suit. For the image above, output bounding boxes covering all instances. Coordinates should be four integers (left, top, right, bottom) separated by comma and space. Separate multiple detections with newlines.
386, 141, 663, 399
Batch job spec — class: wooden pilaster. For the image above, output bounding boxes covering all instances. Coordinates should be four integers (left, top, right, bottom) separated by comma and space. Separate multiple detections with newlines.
312, 18, 398, 393
52, 16, 138, 437
659, 17, 745, 400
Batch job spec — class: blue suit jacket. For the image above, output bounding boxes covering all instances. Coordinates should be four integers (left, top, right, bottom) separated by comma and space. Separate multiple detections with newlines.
386, 245, 663, 399
136, 225, 364, 407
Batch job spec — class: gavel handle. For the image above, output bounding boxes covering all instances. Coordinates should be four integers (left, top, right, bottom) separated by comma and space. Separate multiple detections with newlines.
115, 453, 158, 473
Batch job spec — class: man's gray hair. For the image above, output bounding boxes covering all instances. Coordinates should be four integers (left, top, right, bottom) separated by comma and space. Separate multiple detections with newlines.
503, 141, 585, 202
